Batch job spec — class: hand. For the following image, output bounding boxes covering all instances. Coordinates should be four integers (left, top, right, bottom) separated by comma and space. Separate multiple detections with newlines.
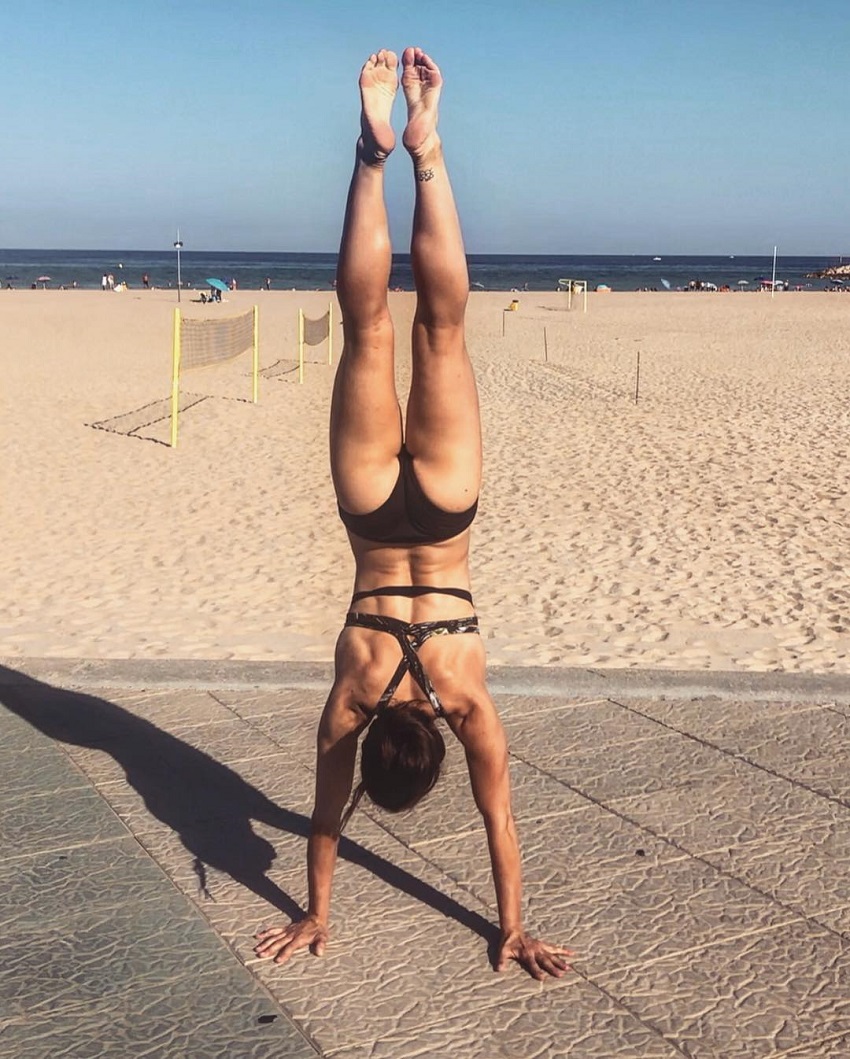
496, 929, 574, 980
253, 915, 329, 965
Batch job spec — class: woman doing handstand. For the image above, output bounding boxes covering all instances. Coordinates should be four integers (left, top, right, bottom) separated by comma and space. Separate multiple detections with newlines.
254, 47, 572, 980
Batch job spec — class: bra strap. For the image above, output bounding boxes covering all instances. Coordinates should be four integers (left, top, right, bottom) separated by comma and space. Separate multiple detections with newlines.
351, 585, 474, 605
344, 612, 479, 717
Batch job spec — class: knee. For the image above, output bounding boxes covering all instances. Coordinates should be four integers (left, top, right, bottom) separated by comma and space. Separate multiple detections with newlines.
413, 314, 466, 351
342, 312, 394, 352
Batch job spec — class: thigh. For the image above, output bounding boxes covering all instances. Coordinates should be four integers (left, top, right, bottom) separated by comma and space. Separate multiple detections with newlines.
329, 319, 404, 514
404, 319, 482, 511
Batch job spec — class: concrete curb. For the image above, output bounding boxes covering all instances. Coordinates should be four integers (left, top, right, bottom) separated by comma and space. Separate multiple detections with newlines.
2, 656, 849, 703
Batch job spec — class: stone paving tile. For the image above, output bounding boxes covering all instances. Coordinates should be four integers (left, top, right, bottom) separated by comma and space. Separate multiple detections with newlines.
324, 983, 681, 1059
606, 759, 844, 857
0, 838, 172, 935
248, 913, 570, 1055
409, 802, 691, 909
697, 821, 850, 938
72, 750, 316, 834
0, 709, 57, 752
507, 724, 742, 804
774, 1034, 850, 1057
212, 714, 321, 765
595, 919, 850, 1058
496, 694, 610, 719
1, 783, 129, 862
215, 687, 326, 719
614, 696, 827, 736
2, 900, 217, 1021
622, 701, 850, 804
119, 799, 497, 959
365, 739, 593, 851
87, 687, 239, 726
523, 854, 802, 978
0, 963, 316, 1059
501, 698, 672, 754
0, 742, 90, 798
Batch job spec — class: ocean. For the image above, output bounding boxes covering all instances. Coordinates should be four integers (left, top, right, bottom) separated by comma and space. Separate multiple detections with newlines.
0, 249, 842, 293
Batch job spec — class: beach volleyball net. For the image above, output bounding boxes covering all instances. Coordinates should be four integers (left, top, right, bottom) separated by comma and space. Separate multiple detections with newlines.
297, 303, 334, 383
170, 306, 259, 447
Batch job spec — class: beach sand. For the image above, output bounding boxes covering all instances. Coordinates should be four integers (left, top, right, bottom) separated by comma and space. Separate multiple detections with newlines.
2, 287, 848, 671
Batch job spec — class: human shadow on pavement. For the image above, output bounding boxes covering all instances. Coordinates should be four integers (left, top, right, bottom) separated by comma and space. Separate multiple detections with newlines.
0, 665, 498, 950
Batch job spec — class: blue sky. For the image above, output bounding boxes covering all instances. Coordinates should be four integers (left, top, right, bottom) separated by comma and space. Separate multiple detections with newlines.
2, 0, 847, 254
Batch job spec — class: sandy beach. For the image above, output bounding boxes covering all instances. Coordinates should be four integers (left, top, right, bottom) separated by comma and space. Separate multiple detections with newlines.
2, 287, 848, 672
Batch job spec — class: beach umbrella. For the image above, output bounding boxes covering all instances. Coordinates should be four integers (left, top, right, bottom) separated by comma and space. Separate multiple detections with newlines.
660, 278, 671, 290
738, 279, 749, 286
37, 275, 51, 282
205, 278, 229, 292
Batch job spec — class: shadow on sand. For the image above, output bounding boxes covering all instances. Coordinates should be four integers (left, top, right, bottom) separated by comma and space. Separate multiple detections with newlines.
0, 664, 497, 951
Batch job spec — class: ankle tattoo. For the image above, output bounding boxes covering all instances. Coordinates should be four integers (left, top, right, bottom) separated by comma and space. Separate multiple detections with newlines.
416, 168, 435, 182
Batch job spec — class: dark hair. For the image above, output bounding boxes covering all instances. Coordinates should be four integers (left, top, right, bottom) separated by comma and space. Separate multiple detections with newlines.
339, 700, 445, 833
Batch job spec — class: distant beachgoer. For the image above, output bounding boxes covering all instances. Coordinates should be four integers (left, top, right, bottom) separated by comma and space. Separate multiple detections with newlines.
264, 276, 271, 290
107, 273, 115, 291
101, 274, 108, 292
253, 47, 573, 981
229, 277, 238, 291
142, 273, 150, 289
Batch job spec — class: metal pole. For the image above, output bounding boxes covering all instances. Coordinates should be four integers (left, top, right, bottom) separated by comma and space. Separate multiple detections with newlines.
634, 350, 641, 405
544, 326, 548, 363
771, 244, 777, 300
174, 230, 183, 303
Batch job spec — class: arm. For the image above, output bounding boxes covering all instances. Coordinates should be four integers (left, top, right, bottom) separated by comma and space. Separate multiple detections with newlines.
457, 691, 573, 979
254, 693, 362, 964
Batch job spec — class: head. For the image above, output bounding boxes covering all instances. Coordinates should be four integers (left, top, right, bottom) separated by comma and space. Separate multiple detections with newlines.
340, 700, 445, 832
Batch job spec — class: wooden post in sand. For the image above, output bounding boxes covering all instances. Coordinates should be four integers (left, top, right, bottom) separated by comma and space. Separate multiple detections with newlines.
634, 350, 641, 405
543, 326, 549, 363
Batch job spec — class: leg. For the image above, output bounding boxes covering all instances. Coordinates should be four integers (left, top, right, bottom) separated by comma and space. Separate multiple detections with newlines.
330, 50, 403, 515
401, 48, 482, 512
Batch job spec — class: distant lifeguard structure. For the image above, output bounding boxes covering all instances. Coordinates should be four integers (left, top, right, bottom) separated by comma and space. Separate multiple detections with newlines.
558, 278, 588, 312
170, 306, 259, 447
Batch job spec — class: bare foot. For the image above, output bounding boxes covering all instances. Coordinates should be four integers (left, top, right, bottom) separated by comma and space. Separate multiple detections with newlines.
359, 50, 398, 165
401, 47, 443, 162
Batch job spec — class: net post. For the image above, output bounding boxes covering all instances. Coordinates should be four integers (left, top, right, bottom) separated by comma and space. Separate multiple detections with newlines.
298, 309, 305, 384
170, 308, 181, 447
327, 301, 333, 365
252, 305, 259, 403
567, 281, 573, 312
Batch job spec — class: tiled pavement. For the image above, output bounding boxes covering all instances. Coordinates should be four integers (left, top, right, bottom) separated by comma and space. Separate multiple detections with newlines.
1, 659, 848, 1058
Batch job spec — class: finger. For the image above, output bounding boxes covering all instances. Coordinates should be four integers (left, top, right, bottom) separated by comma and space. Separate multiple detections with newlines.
255, 931, 301, 958
538, 953, 565, 978
254, 927, 286, 941
254, 936, 289, 959
310, 937, 327, 957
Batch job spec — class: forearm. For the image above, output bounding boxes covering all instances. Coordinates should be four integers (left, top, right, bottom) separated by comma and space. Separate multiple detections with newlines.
484, 814, 523, 934
307, 827, 340, 923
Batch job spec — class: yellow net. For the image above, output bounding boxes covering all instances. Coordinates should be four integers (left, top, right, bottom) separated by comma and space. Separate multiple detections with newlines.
302, 310, 330, 347
297, 303, 334, 383
171, 306, 259, 447
180, 310, 255, 370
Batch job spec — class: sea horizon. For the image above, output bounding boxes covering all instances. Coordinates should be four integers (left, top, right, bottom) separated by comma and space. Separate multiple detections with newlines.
2, 248, 845, 293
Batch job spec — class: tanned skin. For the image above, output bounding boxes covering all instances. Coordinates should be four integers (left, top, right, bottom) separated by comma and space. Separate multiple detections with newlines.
254, 48, 573, 981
